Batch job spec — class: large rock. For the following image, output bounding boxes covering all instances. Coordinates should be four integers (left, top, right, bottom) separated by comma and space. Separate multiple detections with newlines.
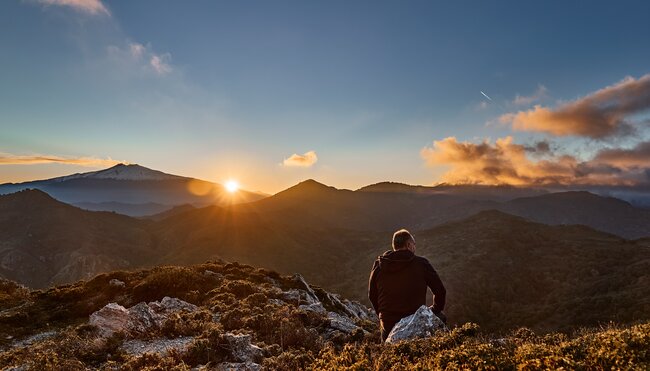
223, 333, 263, 363
214, 362, 261, 371
327, 311, 359, 334
385, 305, 446, 343
121, 337, 195, 357
89, 297, 198, 337
89, 303, 131, 337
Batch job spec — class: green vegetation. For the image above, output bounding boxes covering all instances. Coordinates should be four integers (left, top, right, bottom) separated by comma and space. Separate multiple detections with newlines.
1, 262, 649, 369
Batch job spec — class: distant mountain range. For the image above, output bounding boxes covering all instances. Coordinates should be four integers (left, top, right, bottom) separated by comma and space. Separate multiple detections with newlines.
237, 179, 650, 239
1, 165, 650, 331
0, 164, 267, 216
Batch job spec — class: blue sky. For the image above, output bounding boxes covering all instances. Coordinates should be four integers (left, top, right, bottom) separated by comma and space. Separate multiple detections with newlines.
1, 0, 649, 192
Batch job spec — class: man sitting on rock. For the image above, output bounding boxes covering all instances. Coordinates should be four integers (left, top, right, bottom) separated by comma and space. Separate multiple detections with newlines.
368, 229, 447, 342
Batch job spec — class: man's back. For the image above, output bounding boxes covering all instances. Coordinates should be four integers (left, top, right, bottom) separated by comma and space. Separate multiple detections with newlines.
368, 249, 446, 340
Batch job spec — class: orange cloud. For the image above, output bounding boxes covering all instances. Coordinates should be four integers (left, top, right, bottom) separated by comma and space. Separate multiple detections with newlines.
421, 137, 650, 186
282, 151, 318, 168
592, 141, 650, 168
500, 74, 650, 138
0, 153, 122, 167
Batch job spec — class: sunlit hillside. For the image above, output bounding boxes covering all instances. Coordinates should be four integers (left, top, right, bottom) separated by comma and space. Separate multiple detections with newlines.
1, 262, 648, 370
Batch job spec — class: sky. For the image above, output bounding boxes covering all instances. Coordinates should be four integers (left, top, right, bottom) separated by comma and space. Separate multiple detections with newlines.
1, 0, 649, 193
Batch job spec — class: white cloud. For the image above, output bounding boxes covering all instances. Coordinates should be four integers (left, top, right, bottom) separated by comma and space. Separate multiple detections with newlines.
38, 0, 110, 16
129, 42, 146, 59
107, 42, 173, 76
283, 151, 318, 168
150, 54, 173, 75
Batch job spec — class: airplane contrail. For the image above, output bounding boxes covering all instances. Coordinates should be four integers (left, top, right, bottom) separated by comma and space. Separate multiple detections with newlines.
480, 91, 492, 101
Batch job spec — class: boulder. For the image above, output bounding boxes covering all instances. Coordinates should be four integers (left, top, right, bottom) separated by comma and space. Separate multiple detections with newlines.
223, 333, 263, 363
385, 305, 446, 343
327, 312, 359, 334
298, 302, 327, 314
89, 297, 198, 338
215, 362, 261, 371
203, 270, 224, 280
109, 278, 125, 288
292, 274, 320, 304
121, 337, 194, 357
89, 303, 131, 337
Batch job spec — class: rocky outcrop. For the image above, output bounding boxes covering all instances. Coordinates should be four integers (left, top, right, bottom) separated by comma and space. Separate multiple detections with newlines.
89, 297, 198, 337
214, 362, 261, 371
223, 333, 264, 363
289, 273, 375, 336
385, 305, 446, 343
109, 278, 125, 288
121, 337, 195, 357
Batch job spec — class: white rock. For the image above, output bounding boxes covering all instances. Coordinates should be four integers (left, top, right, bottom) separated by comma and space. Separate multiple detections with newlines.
223, 333, 263, 363
109, 279, 125, 288
89, 297, 198, 338
215, 362, 261, 371
89, 303, 131, 337
121, 337, 194, 357
385, 305, 446, 343
203, 270, 223, 279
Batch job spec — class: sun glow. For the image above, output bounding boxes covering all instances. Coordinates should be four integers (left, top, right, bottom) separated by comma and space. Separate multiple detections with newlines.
225, 180, 239, 193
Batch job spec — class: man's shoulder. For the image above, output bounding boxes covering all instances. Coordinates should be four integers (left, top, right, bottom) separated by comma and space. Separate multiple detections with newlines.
414, 255, 434, 267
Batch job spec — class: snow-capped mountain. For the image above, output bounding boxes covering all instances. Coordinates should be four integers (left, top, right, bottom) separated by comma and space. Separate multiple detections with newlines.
50, 164, 185, 182
0, 164, 267, 216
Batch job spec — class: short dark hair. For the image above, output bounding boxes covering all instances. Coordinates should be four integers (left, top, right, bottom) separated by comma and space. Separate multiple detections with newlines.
392, 229, 414, 250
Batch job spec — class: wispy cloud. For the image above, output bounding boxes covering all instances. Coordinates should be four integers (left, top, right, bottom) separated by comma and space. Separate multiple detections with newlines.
107, 42, 174, 76
512, 85, 548, 106
282, 151, 318, 168
150, 54, 173, 75
38, 0, 110, 16
0, 152, 122, 167
500, 74, 650, 139
421, 137, 650, 186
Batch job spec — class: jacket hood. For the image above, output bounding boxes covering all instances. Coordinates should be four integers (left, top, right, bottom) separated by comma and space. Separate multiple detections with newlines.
378, 249, 416, 272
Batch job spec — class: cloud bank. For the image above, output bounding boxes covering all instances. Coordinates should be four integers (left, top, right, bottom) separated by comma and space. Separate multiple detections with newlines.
500, 74, 650, 138
38, 0, 109, 16
0, 153, 121, 167
421, 137, 650, 186
282, 151, 318, 168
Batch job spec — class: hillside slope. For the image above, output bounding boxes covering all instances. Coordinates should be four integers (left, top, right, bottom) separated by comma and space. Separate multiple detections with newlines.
2, 189, 649, 333
0, 190, 156, 287
0, 262, 648, 370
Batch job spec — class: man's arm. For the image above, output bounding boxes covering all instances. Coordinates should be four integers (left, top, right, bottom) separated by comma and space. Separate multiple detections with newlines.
422, 259, 446, 314
368, 259, 380, 314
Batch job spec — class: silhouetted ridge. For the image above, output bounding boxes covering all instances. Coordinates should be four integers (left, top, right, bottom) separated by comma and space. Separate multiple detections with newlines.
0, 188, 59, 204
274, 179, 339, 197
516, 190, 632, 205
357, 182, 424, 193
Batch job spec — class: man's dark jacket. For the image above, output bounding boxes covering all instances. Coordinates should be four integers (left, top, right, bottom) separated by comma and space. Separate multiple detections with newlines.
368, 250, 446, 326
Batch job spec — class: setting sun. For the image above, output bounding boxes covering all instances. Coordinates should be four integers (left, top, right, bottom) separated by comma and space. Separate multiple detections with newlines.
225, 180, 239, 193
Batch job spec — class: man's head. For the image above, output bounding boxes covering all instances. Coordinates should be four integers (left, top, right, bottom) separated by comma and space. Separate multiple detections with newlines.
392, 229, 415, 252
